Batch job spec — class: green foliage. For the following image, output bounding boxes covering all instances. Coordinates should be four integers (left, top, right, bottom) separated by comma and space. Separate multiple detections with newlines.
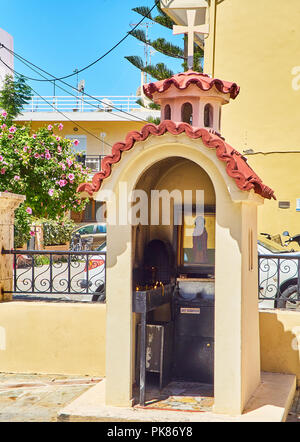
0, 111, 90, 245
39, 217, 76, 246
0, 113, 89, 219
0, 75, 32, 119
127, 0, 204, 97
145, 63, 174, 81
147, 116, 161, 125
14, 205, 32, 248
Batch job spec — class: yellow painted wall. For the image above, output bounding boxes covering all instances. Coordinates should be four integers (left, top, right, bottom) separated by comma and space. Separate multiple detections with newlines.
28, 120, 146, 157
204, 0, 300, 236
259, 309, 300, 386
247, 153, 300, 236
0, 302, 106, 376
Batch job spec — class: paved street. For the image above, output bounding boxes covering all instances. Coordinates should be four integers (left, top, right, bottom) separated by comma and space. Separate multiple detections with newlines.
0, 373, 102, 422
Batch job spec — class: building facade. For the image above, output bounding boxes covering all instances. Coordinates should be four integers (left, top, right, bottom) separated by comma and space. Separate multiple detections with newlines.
162, 0, 300, 238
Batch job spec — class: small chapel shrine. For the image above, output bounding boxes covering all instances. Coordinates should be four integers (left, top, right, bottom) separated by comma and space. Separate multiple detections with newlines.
78, 6, 277, 416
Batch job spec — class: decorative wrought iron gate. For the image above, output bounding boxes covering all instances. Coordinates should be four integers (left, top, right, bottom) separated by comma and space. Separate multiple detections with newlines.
2, 249, 106, 301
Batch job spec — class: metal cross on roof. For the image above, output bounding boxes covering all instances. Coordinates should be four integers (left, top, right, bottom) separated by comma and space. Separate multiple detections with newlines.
173, 9, 209, 70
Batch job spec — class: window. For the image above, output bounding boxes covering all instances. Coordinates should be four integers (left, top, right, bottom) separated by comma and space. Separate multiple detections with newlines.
181, 102, 193, 125
204, 104, 214, 128
164, 104, 171, 120
65, 135, 87, 152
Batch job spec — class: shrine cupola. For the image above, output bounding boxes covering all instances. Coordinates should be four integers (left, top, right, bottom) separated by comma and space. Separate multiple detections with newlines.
143, 70, 240, 133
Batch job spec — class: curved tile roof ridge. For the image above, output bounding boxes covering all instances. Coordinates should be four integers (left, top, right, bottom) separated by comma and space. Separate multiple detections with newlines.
77, 120, 275, 200
143, 70, 240, 100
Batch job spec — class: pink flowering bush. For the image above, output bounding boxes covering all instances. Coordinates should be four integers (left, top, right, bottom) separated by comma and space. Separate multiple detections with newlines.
0, 113, 90, 243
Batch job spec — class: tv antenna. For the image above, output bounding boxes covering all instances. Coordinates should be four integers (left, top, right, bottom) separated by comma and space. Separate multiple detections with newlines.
130, 21, 154, 84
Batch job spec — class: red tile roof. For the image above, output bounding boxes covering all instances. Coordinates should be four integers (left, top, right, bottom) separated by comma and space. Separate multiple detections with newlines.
77, 121, 275, 200
143, 70, 240, 100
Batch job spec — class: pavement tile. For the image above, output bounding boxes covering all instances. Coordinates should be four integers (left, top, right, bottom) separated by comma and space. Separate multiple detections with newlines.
0, 373, 101, 422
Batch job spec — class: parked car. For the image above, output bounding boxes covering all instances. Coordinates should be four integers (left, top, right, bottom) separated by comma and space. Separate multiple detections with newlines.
258, 233, 300, 309
70, 223, 106, 250
79, 241, 106, 302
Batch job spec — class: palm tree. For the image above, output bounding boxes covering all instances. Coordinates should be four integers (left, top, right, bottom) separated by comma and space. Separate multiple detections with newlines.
126, 2, 204, 82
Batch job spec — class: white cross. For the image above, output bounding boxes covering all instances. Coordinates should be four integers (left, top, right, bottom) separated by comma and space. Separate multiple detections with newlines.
173, 9, 209, 70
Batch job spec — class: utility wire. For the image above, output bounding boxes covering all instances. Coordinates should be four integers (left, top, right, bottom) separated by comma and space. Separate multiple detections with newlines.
1, 45, 150, 124
0, 1, 160, 83
6, 50, 147, 124
0, 58, 113, 149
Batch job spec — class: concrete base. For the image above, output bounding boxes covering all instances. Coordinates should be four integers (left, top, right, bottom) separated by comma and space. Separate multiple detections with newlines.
58, 372, 296, 422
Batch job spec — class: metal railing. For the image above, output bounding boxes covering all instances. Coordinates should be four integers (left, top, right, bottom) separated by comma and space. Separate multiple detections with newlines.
24, 95, 140, 113
258, 254, 300, 309
2, 249, 106, 301
76, 154, 106, 172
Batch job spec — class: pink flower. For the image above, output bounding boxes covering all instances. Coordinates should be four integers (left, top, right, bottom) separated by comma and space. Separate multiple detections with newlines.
57, 145, 62, 153
1, 124, 6, 130
0, 155, 3, 162
29, 230, 35, 237
66, 158, 73, 167
1, 111, 7, 118
23, 146, 28, 152
58, 123, 63, 131
73, 139, 79, 147
14, 175, 20, 181
68, 173, 75, 181
8, 134, 13, 139
1, 168, 6, 174
61, 204, 65, 209
59, 162, 66, 170
59, 179, 67, 187
32, 134, 37, 139
48, 189, 54, 196
26, 207, 32, 214
45, 152, 51, 160
9, 126, 17, 133
47, 124, 53, 131
56, 136, 61, 141
34, 153, 40, 159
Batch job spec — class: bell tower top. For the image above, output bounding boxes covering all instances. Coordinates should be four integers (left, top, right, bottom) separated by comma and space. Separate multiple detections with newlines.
143, 70, 240, 133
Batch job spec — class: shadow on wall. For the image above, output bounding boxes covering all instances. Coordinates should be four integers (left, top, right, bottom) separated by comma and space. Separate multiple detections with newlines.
259, 310, 300, 385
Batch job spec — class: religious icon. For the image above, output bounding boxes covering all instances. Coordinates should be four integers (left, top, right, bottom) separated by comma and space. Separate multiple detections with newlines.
177, 207, 215, 268
192, 216, 208, 264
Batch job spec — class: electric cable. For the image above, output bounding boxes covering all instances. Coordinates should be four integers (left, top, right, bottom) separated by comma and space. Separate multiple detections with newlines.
0, 58, 113, 149
0, 0, 160, 83
5, 50, 147, 124
0, 46, 150, 123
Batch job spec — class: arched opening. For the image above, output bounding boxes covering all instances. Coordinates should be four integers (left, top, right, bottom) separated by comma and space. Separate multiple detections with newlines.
181, 102, 193, 124
204, 103, 214, 128
132, 157, 216, 407
164, 104, 171, 120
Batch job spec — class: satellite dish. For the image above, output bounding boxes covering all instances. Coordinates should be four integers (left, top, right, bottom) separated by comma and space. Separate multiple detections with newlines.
78, 79, 85, 93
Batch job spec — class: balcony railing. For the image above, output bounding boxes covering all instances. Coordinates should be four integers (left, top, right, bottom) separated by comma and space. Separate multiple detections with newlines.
77, 154, 106, 173
24, 95, 140, 113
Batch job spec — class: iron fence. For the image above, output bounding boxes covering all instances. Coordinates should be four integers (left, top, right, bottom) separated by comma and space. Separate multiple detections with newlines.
258, 254, 300, 309
2, 249, 106, 301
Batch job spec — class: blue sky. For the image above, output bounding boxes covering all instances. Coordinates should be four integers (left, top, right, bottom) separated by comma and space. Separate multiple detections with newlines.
0, 0, 184, 97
